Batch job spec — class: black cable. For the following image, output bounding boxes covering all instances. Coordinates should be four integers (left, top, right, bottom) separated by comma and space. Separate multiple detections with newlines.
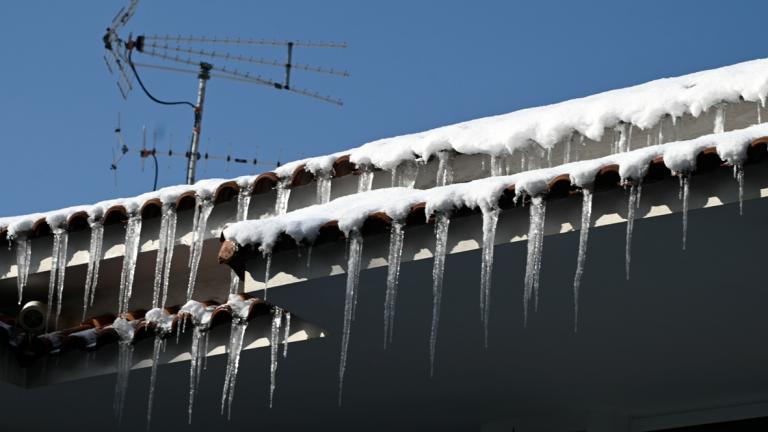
128, 49, 196, 108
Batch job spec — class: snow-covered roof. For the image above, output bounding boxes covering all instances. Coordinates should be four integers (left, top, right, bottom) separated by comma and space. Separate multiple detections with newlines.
222, 123, 768, 253
4, 58, 768, 239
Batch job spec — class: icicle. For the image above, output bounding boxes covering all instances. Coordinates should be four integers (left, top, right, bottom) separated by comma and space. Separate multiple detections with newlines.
680, 175, 690, 250
82, 220, 104, 320
714, 104, 726, 134
479, 206, 499, 348
236, 183, 255, 222
316, 170, 333, 204
734, 164, 744, 216
357, 165, 374, 193
187, 197, 213, 301
45, 227, 67, 331
429, 213, 451, 376
490, 155, 505, 177
626, 124, 633, 152
572, 189, 593, 332
53, 229, 68, 329
522, 196, 547, 325
383, 220, 405, 348
391, 160, 420, 188
187, 325, 209, 424
269, 307, 283, 408
758, 101, 763, 124
146, 334, 163, 428
625, 183, 639, 280
220, 296, 253, 419
564, 134, 573, 164
338, 230, 364, 405
118, 214, 143, 315
274, 177, 292, 215
436, 151, 454, 186
160, 207, 177, 308
14, 234, 31, 305
112, 317, 135, 424
263, 252, 272, 300
152, 205, 171, 309
283, 312, 291, 358
306, 245, 313, 268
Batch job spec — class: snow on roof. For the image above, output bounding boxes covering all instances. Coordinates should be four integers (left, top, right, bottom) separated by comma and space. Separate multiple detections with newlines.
4, 58, 768, 239
275, 58, 768, 175
223, 123, 768, 252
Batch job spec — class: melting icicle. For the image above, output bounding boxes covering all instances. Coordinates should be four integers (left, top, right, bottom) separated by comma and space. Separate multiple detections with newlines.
236, 183, 254, 222
479, 206, 499, 348
734, 164, 745, 216
357, 165, 374, 193
383, 220, 405, 348
316, 170, 333, 204
187, 326, 205, 423
220, 295, 254, 419
274, 177, 292, 215
657, 116, 665, 145
146, 334, 163, 428
118, 214, 143, 315
714, 104, 726, 134
338, 231, 363, 405
490, 155, 507, 177
396, 160, 420, 188
45, 227, 68, 330
627, 124, 633, 152
53, 229, 69, 329
160, 207, 177, 308
263, 252, 272, 300
283, 312, 291, 358
112, 317, 135, 424
436, 151, 454, 186
758, 101, 763, 124
625, 183, 639, 280
82, 220, 104, 320
152, 205, 172, 309
14, 234, 31, 305
572, 189, 593, 332
429, 213, 451, 376
187, 198, 213, 301
564, 134, 573, 164
269, 307, 283, 408
522, 197, 547, 325
680, 175, 690, 250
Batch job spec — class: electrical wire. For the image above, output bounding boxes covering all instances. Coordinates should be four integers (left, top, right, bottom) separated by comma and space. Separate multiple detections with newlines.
128, 48, 196, 108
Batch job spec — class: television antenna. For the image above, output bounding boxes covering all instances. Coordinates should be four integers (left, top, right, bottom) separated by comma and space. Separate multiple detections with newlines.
109, 114, 283, 191
102, 0, 348, 184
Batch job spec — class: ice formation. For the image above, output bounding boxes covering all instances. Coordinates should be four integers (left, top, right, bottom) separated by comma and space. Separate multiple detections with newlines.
522, 197, 546, 325
338, 230, 363, 405
274, 177, 292, 215
680, 175, 691, 250
624, 184, 640, 280
187, 197, 214, 301
13, 234, 30, 305
479, 206, 499, 347
221, 295, 254, 418
572, 189, 593, 332
429, 213, 450, 376
383, 220, 405, 348
357, 165, 375, 193
734, 164, 745, 215
180, 300, 215, 423
111, 317, 137, 424
45, 226, 68, 330
153, 204, 177, 309
236, 182, 255, 222
390, 160, 420, 188
269, 306, 283, 408
144, 308, 174, 428
316, 170, 333, 204
82, 219, 104, 320
118, 214, 142, 315
435, 151, 454, 186
282, 311, 291, 358
263, 252, 273, 300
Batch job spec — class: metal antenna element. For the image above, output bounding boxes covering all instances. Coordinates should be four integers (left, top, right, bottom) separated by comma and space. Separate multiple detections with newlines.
102, 0, 348, 184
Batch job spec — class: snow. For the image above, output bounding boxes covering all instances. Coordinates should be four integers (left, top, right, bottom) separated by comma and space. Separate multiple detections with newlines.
225, 123, 768, 250
180, 300, 216, 327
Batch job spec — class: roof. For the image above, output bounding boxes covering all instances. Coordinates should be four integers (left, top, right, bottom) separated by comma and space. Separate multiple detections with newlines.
2, 58, 768, 241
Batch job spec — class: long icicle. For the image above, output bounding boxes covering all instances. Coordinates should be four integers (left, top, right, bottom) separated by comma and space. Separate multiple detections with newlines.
160, 206, 177, 308
82, 220, 104, 320
316, 170, 333, 204
383, 220, 405, 348
680, 174, 690, 250
14, 234, 31, 305
146, 334, 163, 429
522, 196, 547, 325
112, 317, 135, 425
338, 230, 364, 405
734, 164, 745, 216
236, 183, 255, 222
436, 151, 455, 186
283, 312, 291, 358
186, 197, 214, 301
429, 213, 451, 377
53, 229, 69, 329
263, 252, 272, 300
269, 306, 283, 408
572, 189, 593, 332
220, 296, 253, 419
119, 214, 143, 315
151, 204, 171, 309
45, 227, 65, 331
625, 183, 639, 280
479, 206, 500, 348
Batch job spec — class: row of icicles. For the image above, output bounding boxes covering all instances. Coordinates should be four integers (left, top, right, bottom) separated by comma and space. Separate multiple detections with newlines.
109, 297, 292, 427
7, 101, 753, 419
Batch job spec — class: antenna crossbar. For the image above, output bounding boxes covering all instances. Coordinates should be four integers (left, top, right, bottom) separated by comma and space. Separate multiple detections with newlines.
142, 34, 347, 49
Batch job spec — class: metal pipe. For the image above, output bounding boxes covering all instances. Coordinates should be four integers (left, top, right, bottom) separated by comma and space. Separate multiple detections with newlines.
186, 62, 212, 184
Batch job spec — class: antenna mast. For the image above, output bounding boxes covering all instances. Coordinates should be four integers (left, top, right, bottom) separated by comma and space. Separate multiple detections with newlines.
102, 0, 348, 185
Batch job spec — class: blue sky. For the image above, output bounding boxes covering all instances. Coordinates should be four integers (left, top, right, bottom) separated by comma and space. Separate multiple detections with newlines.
1, 0, 766, 216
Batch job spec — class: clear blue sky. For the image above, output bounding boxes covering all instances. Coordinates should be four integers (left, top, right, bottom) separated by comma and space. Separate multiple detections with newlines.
1, 0, 766, 216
